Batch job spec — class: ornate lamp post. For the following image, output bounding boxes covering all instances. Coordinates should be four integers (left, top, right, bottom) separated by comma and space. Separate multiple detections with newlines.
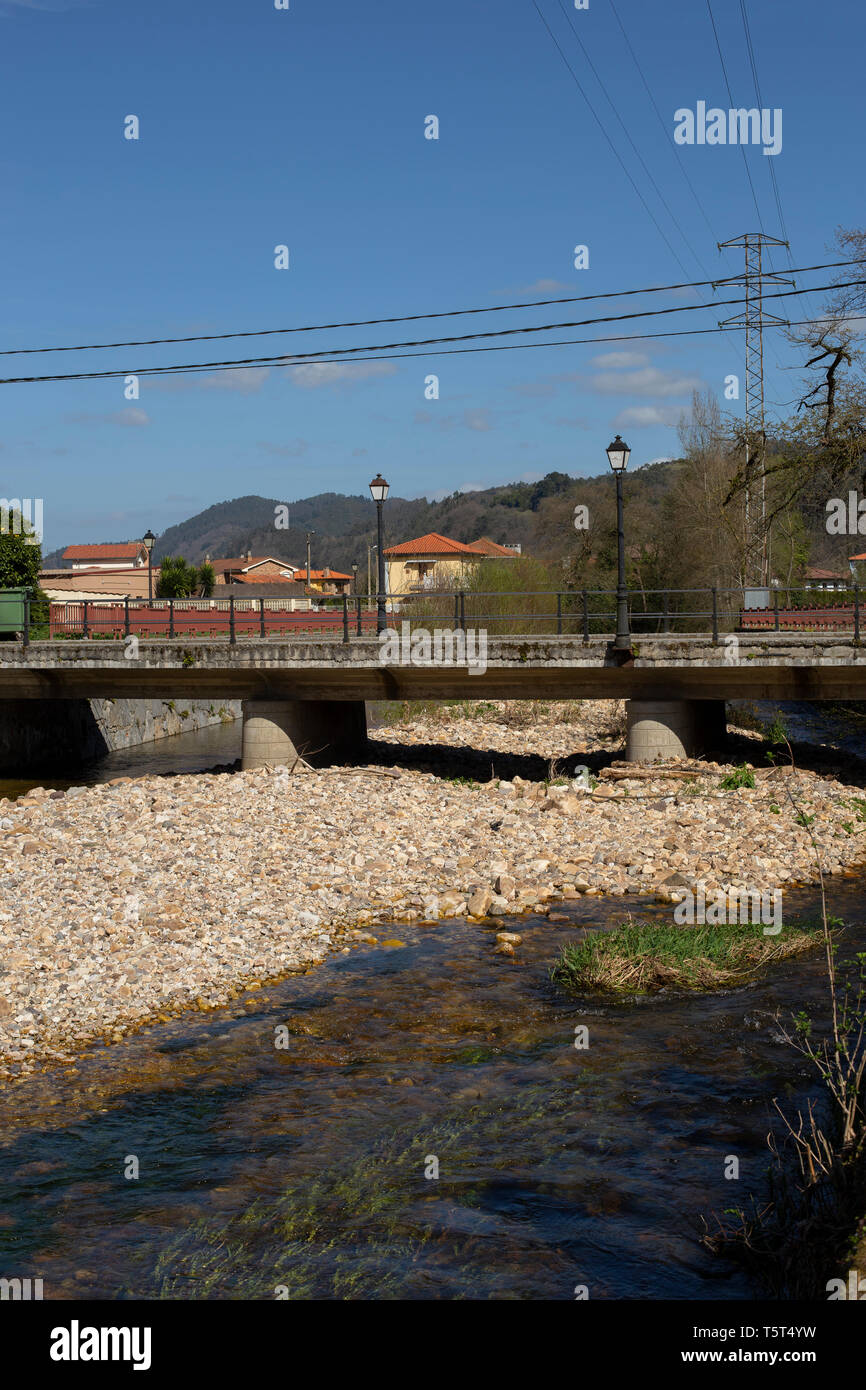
368, 474, 389, 633
143, 529, 155, 605
606, 435, 631, 652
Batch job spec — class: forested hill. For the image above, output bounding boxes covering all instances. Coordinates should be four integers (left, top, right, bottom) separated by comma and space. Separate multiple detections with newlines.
147, 464, 679, 574
42, 462, 683, 574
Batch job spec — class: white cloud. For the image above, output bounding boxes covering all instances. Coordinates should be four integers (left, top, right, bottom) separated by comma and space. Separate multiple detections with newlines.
412, 407, 493, 432
199, 367, 270, 394
65, 407, 150, 428
514, 278, 572, 295
464, 408, 492, 432
613, 405, 681, 429
591, 366, 702, 398
288, 361, 398, 389
114, 407, 149, 427
590, 351, 649, 369
148, 367, 270, 394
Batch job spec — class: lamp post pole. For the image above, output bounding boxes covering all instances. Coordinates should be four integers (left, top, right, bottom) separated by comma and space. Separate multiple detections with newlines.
605, 436, 631, 653
143, 529, 155, 606
367, 544, 377, 602
368, 474, 390, 634
615, 469, 628, 650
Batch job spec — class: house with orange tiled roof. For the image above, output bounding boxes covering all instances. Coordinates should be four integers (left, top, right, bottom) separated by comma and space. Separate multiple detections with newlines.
212, 554, 352, 595
383, 531, 519, 593
292, 568, 353, 596
63, 541, 149, 570
471, 536, 522, 558
211, 554, 299, 585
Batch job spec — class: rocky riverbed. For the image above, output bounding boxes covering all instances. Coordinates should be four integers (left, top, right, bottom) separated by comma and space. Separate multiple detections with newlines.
1, 698, 864, 1085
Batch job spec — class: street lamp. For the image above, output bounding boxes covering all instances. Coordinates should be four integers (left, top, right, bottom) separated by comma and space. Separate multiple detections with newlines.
606, 435, 631, 652
143, 529, 155, 605
369, 473, 389, 633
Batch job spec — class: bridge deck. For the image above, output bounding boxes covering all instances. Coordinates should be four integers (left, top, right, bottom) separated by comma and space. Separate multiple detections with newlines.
0, 634, 864, 701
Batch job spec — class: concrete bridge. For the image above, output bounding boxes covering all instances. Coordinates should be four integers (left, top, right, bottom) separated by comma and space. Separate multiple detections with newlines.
1, 632, 864, 768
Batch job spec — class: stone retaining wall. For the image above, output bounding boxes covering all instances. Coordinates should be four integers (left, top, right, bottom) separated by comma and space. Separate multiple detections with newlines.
0, 698, 241, 771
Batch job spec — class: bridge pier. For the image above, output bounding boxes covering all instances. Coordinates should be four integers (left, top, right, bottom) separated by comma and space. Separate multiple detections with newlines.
625, 699, 726, 762
240, 699, 368, 770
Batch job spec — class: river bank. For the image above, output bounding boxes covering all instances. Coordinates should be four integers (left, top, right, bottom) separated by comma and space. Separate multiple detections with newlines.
1, 698, 864, 1085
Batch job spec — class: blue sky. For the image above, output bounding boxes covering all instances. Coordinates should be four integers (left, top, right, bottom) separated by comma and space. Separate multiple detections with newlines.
0, 0, 862, 551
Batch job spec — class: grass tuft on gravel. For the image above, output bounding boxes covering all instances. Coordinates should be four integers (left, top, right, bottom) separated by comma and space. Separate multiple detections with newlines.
552, 916, 830, 996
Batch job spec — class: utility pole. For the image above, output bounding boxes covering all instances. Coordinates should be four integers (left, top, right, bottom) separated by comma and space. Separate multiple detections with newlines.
717, 233, 791, 587
305, 531, 315, 597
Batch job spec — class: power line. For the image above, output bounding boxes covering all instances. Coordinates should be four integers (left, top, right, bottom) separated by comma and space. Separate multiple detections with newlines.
552, 0, 707, 276
609, 0, 726, 265
737, 0, 819, 329
606, 0, 741, 362
4, 311, 863, 385
0, 258, 856, 360
1, 278, 862, 386
530, 0, 692, 276
705, 0, 767, 240
738, 0, 785, 240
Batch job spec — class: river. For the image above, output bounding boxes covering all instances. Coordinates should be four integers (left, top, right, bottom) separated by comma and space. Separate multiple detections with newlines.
0, 702, 863, 1300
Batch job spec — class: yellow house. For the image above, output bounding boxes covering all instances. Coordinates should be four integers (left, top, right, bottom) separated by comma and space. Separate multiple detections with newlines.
384, 532, 518, 594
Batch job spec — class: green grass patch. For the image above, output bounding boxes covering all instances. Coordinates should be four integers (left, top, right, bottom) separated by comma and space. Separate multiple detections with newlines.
552, 916, 830, 996
720, 764, 756, 790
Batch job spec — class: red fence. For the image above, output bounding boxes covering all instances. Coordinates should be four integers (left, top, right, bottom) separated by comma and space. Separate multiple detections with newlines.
49, 600, 381, 639
739, 605, 857, 631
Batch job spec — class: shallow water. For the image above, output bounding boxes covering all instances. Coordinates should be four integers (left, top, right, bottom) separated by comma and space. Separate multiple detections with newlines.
0, 720, 243, 803
0, 879, 863, 1301
1, 700, 864, 1300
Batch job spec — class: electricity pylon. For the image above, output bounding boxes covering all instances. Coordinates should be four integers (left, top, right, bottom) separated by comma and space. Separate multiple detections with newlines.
718, 233, 791, 587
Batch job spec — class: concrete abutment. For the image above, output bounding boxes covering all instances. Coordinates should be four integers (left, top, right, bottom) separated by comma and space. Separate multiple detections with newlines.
625, 698, 727, 762
241, 699, 368, 770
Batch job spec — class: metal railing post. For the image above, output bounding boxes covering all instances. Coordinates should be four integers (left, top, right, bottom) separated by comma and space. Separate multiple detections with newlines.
582, 590, 589, 643
453, 593, 459, 632
356, 595, 362, 636
82, 600, 89, 639
169, 597, 175, 639
22, 588, 30, 649
459, 591, 466, 632
662, 590, 670, 633
773, 586, 780, 632
711, 587, 719, 645
856, 583, 861, 644
260, 597, 266, 638
124, 595, 130, 638
229, 594, 236, 645
556, 592, 562, 635
342, 593, 349, 643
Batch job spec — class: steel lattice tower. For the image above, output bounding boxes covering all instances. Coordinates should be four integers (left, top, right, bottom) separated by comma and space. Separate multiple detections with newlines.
718, 233, 791, 586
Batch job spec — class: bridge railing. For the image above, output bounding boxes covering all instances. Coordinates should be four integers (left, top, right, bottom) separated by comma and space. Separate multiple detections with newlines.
27, 583, 863, 644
